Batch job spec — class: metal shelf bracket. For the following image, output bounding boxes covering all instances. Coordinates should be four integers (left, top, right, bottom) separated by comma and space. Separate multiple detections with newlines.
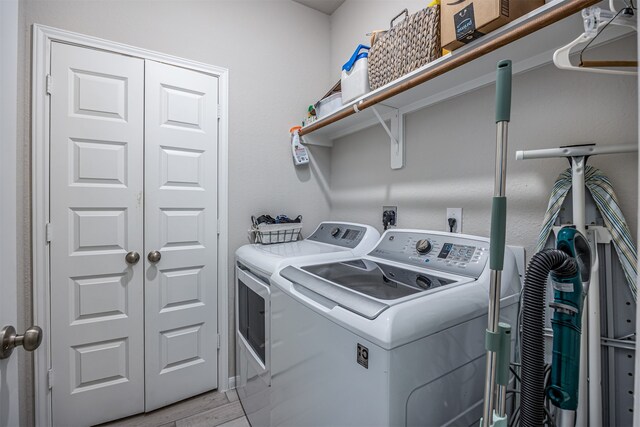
371, 106, 404, 169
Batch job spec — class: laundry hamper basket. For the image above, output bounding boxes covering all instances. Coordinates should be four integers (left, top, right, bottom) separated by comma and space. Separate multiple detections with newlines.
368, 6, 441, 90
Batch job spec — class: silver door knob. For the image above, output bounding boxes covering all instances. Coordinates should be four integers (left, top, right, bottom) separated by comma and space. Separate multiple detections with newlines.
0, 325, 43, 359
148, 250, 161, 263
125, 251, 140, 264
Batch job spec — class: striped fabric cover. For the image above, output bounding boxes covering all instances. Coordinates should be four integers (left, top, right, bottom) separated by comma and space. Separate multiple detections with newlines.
535, 165, 637, 301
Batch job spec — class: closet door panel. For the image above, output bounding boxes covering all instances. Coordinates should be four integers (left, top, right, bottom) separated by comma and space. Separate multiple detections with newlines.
144, 60, 219, 411
49, 42, 145, 427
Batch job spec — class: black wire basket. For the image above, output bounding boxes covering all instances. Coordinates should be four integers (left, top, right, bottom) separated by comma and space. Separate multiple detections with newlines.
250, 216, 303, 244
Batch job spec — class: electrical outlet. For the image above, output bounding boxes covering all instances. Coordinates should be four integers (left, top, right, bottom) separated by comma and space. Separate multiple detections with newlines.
446, 208, 462, 233
383, 206, 397, 228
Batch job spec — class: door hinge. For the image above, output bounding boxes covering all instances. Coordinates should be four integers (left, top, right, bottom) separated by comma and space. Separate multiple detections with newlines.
48, 369, 54, 389
46, 74, 52, 96
45, 223, 52, 243
217, 105, 222, 119
217, 334, 221, 349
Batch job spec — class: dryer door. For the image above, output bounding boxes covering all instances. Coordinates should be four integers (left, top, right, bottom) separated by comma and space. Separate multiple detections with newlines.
236, 266, 270, 373
235, 266, 271, 427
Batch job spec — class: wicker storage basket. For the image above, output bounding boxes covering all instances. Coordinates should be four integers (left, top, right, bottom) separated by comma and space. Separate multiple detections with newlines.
368, 6, 441, 90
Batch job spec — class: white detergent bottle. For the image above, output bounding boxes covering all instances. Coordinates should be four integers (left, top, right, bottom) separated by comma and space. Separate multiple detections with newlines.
341, 44, 370, 104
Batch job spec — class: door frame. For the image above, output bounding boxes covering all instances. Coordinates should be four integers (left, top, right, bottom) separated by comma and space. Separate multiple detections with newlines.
32, 24, 230, 427
1, 1, 20, 426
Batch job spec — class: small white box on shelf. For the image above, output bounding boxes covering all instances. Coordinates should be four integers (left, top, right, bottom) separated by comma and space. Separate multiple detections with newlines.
315, 92, 342, 118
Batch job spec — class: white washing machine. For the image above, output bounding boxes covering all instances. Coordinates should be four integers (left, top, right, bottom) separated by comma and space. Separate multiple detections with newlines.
235, 222, 380, 427
270, 229, 522, 427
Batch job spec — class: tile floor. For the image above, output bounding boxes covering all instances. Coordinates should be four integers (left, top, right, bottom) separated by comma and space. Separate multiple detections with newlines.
97, 390, 248, 427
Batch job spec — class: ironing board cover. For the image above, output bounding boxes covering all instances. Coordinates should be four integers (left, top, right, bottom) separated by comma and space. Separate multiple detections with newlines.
536, 165, 637, 301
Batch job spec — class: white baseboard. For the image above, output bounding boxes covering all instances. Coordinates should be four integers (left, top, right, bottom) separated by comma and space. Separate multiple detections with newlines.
227, 376, 237, 390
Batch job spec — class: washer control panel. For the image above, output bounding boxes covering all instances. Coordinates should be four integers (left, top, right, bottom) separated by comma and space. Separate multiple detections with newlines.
369, 231, 490, 278
307, 223, 367, 249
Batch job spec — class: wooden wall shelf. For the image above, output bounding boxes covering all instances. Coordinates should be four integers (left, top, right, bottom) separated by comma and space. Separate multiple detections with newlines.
299, 0, 633, 168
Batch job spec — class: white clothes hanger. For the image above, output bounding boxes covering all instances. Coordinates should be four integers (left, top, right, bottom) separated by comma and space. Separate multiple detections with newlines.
553, 6, 637, 76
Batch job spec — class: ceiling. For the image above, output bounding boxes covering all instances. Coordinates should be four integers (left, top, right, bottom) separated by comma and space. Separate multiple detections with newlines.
292, 0, 345, 15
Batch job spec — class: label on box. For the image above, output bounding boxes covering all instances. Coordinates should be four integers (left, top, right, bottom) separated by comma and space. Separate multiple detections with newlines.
454, 3, 484, 43
501, 0, 509, 17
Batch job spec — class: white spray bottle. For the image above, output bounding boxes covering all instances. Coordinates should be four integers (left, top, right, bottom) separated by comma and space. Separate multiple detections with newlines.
289, 126, 309, 166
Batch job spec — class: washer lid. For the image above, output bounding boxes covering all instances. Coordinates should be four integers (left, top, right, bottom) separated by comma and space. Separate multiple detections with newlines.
302, 259, 455, 300
280, 265, 390, 320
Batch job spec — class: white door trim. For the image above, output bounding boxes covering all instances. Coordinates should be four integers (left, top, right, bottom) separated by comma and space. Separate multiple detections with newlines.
32, 24, 230, 427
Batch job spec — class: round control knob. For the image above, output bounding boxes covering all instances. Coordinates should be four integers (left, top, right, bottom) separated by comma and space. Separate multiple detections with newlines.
415, 239, 432, 254
416, 275, 432, 290
331, 227, 341, 238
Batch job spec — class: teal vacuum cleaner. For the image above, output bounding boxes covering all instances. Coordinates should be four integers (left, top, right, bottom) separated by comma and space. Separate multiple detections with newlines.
481, 60, 591, 427
547, 227, 591, 411
520, 226, 591, 427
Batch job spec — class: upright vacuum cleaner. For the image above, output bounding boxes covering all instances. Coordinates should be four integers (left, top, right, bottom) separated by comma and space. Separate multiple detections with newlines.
520, 227, 591, 427
481, 60, 592, 427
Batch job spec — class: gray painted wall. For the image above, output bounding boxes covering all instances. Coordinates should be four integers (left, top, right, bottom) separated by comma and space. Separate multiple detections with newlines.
328, 1, 637, 260
16, 1, 332, 421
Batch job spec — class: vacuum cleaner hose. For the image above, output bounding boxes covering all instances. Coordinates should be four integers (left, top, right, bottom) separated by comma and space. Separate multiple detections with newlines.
520, 249, 578, 427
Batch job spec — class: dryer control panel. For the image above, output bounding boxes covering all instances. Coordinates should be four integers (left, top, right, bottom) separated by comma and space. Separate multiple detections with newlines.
369, 230, 490, 278
307, 223, 367, 249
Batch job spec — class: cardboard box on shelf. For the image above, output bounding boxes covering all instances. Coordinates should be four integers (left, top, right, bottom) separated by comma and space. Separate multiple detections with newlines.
441, 0, 544, 51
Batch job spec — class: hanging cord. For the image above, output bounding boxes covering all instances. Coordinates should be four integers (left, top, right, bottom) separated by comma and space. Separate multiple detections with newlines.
542, 364, 558, 427
579, 7, 630, 66
508, 364, 558, 426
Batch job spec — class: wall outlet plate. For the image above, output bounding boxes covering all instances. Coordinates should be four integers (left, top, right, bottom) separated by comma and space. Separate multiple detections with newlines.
383, 205, 397, 227
446, 208, 462, 233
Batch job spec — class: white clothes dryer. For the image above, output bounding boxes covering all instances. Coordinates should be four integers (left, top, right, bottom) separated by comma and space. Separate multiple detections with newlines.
235, 222, 380, 427
270, 229, 522, 427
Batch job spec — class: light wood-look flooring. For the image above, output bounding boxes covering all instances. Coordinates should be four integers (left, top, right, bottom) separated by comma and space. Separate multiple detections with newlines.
97, 390, 248, 427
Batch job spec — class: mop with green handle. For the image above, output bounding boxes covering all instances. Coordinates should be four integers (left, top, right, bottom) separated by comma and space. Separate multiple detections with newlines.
480, 59, 513, 427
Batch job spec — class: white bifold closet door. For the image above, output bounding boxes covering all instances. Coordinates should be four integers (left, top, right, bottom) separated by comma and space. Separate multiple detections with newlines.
49, 42, 146, 427
49, 42, 218, 426
143, 60, 218, 412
